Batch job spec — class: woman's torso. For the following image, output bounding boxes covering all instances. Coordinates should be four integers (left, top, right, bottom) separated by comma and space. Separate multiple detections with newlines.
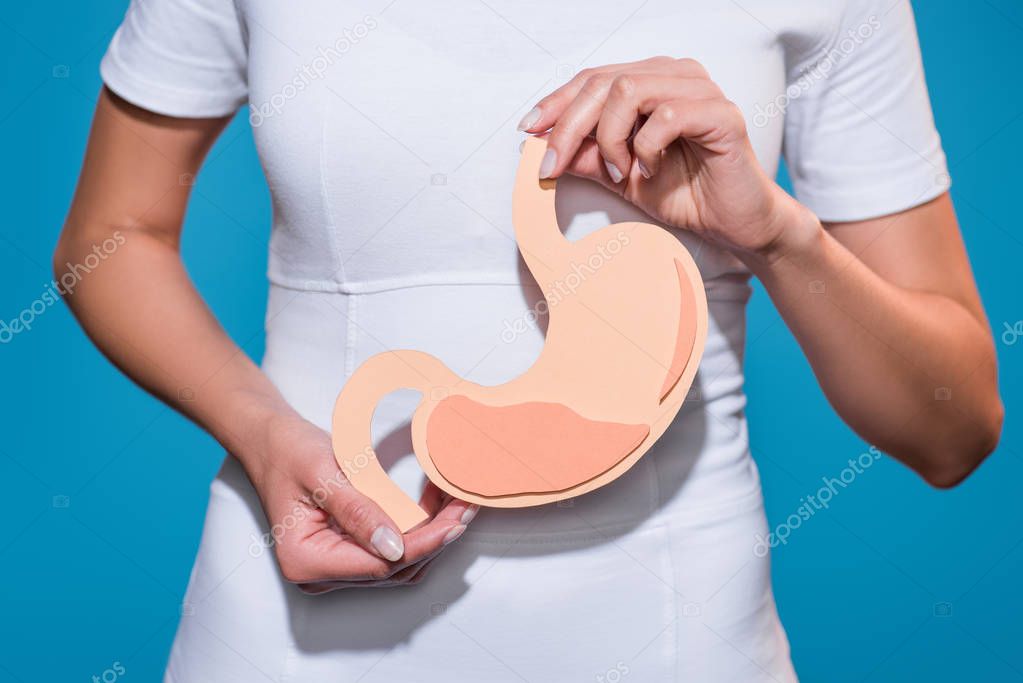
156, 3, 874, 679
242, 0, 841, 533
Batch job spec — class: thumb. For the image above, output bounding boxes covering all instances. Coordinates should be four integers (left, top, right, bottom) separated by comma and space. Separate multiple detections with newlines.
313, 471, 405, 562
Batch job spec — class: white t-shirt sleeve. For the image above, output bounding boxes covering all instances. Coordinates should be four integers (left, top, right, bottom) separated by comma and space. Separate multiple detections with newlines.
100, 0, 248, 118
782, 0, 948, 222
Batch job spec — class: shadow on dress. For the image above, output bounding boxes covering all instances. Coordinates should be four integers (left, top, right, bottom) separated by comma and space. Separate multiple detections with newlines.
273, 174, 738, 654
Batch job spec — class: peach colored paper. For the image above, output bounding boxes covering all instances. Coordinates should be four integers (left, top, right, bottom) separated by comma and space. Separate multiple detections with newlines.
426, 396, 651, 496
331, 137, 708, 532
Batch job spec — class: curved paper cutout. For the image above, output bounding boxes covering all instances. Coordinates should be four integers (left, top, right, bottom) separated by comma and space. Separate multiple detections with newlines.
332, 137, 708, 532
660, 259, 699, 400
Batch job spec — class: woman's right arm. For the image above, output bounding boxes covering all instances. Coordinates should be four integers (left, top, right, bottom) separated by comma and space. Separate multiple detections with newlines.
56, 88, 472, 590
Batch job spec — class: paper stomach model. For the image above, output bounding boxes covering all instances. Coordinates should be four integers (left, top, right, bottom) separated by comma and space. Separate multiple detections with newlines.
332, 136, 708, 531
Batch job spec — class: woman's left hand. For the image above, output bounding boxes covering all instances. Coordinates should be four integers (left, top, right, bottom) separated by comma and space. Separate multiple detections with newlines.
520, 56, 818, 261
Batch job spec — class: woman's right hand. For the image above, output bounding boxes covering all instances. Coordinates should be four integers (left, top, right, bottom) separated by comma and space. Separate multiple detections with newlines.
55, 91, 477, 593
243, 410, 477, 592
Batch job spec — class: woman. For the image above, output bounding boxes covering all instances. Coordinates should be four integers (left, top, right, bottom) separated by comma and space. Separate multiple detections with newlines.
57, 0, 1002, 680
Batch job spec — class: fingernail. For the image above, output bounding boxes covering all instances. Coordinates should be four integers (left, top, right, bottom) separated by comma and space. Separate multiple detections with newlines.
604, 159, 624, 184
637, 159, 652, 179
460, 504, 479, 525
443, 524, 466, 545
539, 149, 557, 178
371, 526, 404, 561
517, 106, 541, 131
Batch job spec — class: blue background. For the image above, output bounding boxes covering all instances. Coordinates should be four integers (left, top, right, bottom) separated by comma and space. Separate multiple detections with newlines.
1, 2, 1020, 681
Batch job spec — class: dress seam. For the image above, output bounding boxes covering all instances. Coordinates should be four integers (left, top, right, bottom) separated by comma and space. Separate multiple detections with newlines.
318, 101, 347, 286
345, 294, 358, 378
277, 627, 302, 683
265, 273, 753, 301
663, 529, 680, 681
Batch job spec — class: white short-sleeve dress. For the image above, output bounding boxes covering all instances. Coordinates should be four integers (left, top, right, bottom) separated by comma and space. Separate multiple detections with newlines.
101, 1, 948, 680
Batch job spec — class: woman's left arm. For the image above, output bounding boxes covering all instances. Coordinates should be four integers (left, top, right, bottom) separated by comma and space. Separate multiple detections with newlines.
743, 193, 1002, 488
524, 57, 1003, 487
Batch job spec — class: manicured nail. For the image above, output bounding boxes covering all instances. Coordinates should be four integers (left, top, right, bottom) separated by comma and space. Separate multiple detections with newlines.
461, 504, 479, 525
637, 159, 652, 179
604, 159, 624, 184
443, 524, 467, 545
371, 526, 404, 561
539, 149, 557, 178
517, 106, 542, 131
